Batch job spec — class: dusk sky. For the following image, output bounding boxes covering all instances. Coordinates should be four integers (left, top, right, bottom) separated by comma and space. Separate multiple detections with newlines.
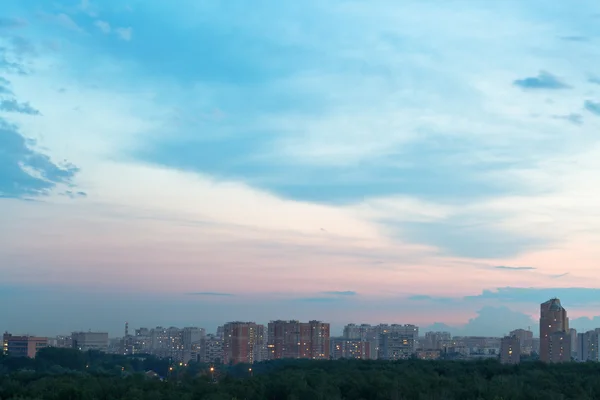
2, 0, 600, 337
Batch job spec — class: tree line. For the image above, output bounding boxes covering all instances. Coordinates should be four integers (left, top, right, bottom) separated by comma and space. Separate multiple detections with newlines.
1, 348, 600, 399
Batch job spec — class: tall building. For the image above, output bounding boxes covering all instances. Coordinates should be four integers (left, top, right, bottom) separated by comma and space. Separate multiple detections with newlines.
423, 331, 452, 350
378, 325, 419, 360
267, 320, 330, 360
500, 335, 521, 364
509, 329, 533, 355
569, 328, 578, 360
539, 298, 571, 363
576, 329, 600, 362
182, 327, 205, 363
222, 322, 267, 365
342, 324, 379, 359
71, 332, 109, 353
199, 334, 223, 364
2, 333, 47, 358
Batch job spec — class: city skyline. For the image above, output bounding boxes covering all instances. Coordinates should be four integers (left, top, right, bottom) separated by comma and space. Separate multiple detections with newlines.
2, 0, 600, 335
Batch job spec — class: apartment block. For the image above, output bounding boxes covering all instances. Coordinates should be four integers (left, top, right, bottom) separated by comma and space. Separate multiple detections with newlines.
2, 333, 47, 358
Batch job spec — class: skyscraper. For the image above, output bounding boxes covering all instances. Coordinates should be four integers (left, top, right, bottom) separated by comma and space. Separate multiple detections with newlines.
539, 298, 571, 363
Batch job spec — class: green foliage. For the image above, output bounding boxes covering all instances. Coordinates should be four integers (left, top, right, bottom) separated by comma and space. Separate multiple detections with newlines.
2, 350, 600, 399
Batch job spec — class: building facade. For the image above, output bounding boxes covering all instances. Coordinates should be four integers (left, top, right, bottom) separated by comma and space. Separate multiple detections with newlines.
267, 320, 330, 360
539, 298, 571, 363
72, 331, 109, 353
500, 335, 521, 364
509, 329, 533, 355
222, 322, 267, 365
2, 333, 47, 358
576, 329, 600, 362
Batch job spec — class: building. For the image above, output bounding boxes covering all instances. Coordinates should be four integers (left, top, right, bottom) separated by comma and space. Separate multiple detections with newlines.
2, 333, 47, 358
222, 322, 267, 365
509, 329, 533, 355
330, 337, 371, 360
199, 334, 223, 364
378, 325, 419, 360
570, 328, 578, 360
72, 331, 109, 353
182, 327, 205, 363
576, 329, 600, 362
539, 298, 571, 363
500, 335, 521, 364
415, 350, 441, 360
267, 320, 330, 360
423, 331, 452, 350
342, 324, 379, 359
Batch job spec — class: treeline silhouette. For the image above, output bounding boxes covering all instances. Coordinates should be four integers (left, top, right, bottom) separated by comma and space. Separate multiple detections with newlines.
1, 348, 600, 399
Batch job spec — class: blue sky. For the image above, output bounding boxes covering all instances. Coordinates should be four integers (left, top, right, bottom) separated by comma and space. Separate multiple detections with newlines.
1, 0, 600, 336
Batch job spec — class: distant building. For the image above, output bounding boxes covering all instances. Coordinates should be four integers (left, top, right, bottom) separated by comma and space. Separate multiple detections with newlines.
199, 334, 223, 364
570, 328, 578, 360
2, 333, 47, 358
539, 298, 571, 363
423, 331, 452, 350
222, 322, 267, 364
576, 329, 600, 362
378, 325, 419, 360
500, 335, 521, 364
182, 327, 205, 363
330, 337, 371, 360
72, 331, 109, 353
267, 320, 330, 360
415, 349, 441, 360
509, 329, 533, 355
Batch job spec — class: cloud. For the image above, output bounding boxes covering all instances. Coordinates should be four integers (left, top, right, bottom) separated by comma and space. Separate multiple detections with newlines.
550, 272, 569, 279
0, 83, 12, 96
590, 76, 600, 85
0, 17, 28, 29
584, 100, 600, 116
296, 297, 339, 303
0, 119, 80, 198
40, 13, 84, 33
494, 266, 536, 270
115, 27, 133, 41
322, 291, 357, 296
465, 287, 600, 306
62, 190, 87, 199
94, 20, 111, 34
513, 71, 570, 89
559, 36, 588, 42
0, 99, 41, 115
185, 292, 234, 296
552, 113, 583, 125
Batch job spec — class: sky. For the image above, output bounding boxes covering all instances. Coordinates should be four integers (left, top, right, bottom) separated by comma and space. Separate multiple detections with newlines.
1, 0, 600, 337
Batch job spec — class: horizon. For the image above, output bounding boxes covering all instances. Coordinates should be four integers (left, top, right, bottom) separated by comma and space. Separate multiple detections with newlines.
2, 1, 600, 338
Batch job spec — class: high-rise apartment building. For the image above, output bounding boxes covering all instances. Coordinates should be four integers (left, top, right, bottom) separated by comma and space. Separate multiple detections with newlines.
342, 324, 379, 359
500, 335, 521, 364
539, 298, 571, 363
267, 320, 330, 360
199, 334, 224, 364
222, 322, 267, 364
2, 333, 47, 358
182, 327, 205, 363
576, 329, 600, 362
378, 325, 419, 360
509, 329, 533, 355
71, 331, 109, 353
330, 337, 371, 360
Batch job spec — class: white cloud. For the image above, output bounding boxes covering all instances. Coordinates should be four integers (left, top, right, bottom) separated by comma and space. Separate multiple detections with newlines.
115, 27, 133, 41
94, 20, 111, 34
